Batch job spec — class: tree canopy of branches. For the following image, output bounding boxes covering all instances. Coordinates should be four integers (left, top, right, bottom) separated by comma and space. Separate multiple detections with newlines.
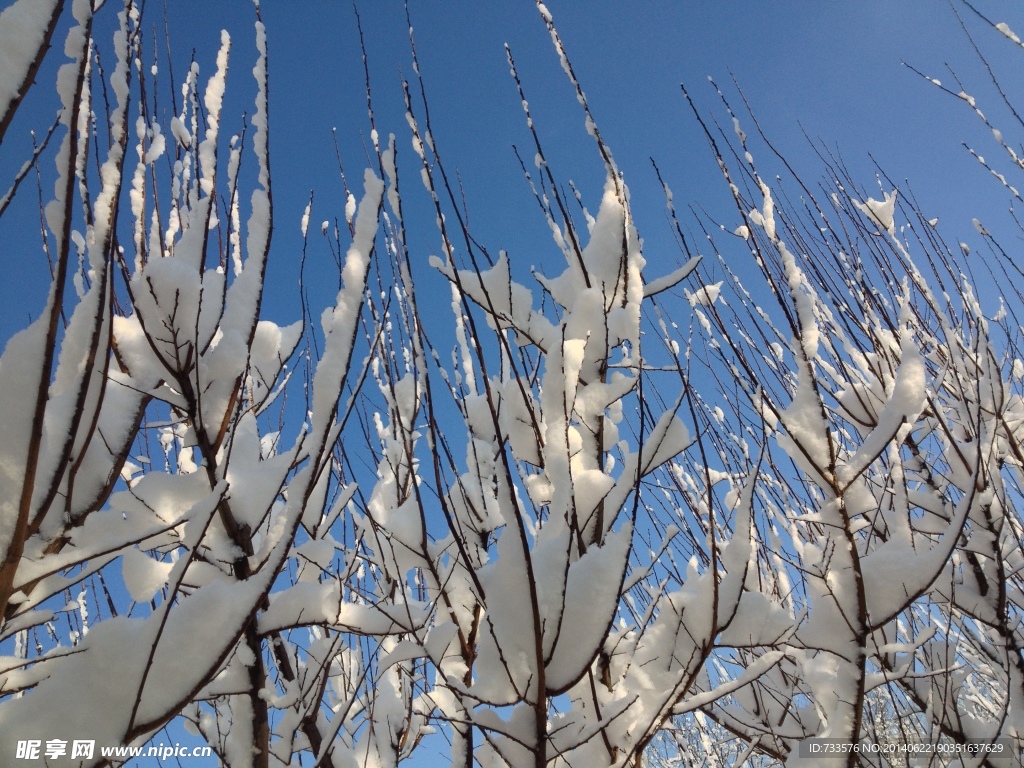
0, 2, 1023, 767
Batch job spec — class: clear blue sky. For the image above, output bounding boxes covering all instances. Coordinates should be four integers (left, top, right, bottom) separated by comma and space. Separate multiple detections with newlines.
258, 1, 1023, 329
1, 1, 1021, 340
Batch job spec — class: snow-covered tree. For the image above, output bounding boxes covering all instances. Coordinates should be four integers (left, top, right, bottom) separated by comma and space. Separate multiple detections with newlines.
0, 1, 1023, 767
0, 2, 392, 764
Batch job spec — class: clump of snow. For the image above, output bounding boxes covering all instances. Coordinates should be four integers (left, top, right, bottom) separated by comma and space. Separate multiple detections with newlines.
686, 281, 723, 308
997, 21, 1022, 45
122, 547, 173, 603
852, 190, 897, 235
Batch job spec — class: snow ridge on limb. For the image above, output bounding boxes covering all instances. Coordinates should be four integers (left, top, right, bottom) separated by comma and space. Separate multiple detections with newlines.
385, 4, 760, 764
0, 0, 95, 624
0, 7, 381, 766
673, 71, 1024, 762
0, 0, 63, 145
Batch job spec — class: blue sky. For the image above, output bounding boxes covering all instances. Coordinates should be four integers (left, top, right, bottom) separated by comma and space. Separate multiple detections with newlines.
243, 0, 1022, 329
2, 1, 1022, 341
